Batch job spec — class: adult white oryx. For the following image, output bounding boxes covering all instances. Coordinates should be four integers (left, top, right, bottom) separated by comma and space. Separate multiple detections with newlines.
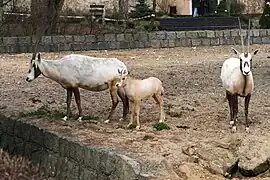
220, 18, 259, 133
26, 52, 129, 122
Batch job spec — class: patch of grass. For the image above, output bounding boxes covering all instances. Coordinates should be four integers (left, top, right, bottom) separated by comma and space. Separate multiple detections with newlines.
127, 123, 137, 130
81, 115, 99, 121
21, 105, 65, 120
153, 122, 170, 131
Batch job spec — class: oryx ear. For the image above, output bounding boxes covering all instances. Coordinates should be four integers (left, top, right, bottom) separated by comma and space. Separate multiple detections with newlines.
123, 70, 127, 75
232, 47, 239, 55
118, 69, 121, 75
253, 49, 259, 55
37, 53, 41, 62
128, 71, 130, 75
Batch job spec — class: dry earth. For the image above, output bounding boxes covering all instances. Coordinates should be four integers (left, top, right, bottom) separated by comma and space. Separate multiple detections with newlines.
0, 45, 270, 179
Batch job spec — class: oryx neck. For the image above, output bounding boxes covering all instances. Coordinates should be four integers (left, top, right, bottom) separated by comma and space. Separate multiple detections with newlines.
38, 59, 62, 82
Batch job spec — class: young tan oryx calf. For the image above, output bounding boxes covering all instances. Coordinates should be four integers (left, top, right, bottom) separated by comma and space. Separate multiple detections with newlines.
220, 19, 258, 133
26, 53, 129, 122
115, 71, 165, 130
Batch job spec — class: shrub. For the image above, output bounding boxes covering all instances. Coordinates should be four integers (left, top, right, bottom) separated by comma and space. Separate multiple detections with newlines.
217, 0, 245, 16
259, 4, 270, 28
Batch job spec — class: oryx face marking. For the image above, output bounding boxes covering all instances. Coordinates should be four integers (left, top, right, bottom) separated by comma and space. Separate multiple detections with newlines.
239, 52, 252, 76
26, 58, 41, 82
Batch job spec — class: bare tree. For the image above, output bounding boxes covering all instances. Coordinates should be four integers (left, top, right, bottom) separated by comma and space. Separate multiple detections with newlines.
119, 0, 129, 19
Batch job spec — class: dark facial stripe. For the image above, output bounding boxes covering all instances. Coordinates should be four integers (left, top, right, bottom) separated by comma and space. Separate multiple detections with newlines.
33, 63, 42, 78
244, 61, 249, 68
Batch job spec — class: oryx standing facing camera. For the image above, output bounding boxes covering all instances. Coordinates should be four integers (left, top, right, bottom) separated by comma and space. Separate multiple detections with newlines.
220, 18, 259, 133
26, 51, 129, 123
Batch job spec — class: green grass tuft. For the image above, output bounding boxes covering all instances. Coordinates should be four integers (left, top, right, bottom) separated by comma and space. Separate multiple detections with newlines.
81, 115, 99, 121
127, 123, 137, 129
153, 122, 170, 131
21, 105, 65, 120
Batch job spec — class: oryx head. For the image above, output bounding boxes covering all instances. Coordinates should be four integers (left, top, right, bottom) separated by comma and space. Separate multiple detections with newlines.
115, 68, 129, 87
233, 18, 259, 76
26, 53, 42, 82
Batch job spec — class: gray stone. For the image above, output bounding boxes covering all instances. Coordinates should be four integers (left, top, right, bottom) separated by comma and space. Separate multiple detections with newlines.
134, 32, 148, 42
66, 160, 80, 179
71, 43, 83, 51
215, 31, 224, 37
160, 40, 169, 48
262, 37, 270, 44
3, 37, 18, 45
80, 168, 97, 180
64, 35, 74, 43
14, 120, 30, 140
197, 31, 206, 37
125, 34, 133, 42
97, 42, 109, 50
117, 34, 125, 41
259, 29, 267, 37
191, 39, 201, 46
156, 31, 166, 40
148, 32, 157, 40
30, 125, 44, 146
0, 133, 8, 150
168, 40, 175, 47
41, 36, 52, 45
223, 30, 230, 37
176, 31, 186, 38
85, 35, 96, 43
44, 131, 59, 152
144, 41, 151, 48
150, 40, 161, 48
84, 147, 101, 170
97, 35, 105, 41
14, 137, 24, 156
206, 31, 215, 38
7, 135, 15, 154
105, 34, 116, 42
230, 30, 239, 37
201, 38, 211, 46
252, 29, 260, 37
73, 35, 86, 42
186, 31, 198, 38
266, 29, 270, 36
52, 36, 66, 43
0, 46, 6, 53
253, 37, 262, 44
135, 41, 145, 48
59, 43, 71, 51
119, 42, 130, 49
166, 32, 176, 40
210, 38, 220, 46
18, 36, 31, 44
109, 41, 120, 49
58, 137, 70, 157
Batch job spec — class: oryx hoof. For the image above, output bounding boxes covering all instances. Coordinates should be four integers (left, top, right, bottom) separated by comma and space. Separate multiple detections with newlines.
119, 118, 123, 122
159, 119, 164, 123
231, 126, 237, 133
62, 116, 68, 121
229, 121, 234, 125
104, 119, 110, 124
136, 126, 141, 130
245, 127, 250, 133
77, 116, 82, 122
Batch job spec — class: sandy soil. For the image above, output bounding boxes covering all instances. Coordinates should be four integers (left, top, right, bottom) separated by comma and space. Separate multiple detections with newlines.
0, 45, 270, 179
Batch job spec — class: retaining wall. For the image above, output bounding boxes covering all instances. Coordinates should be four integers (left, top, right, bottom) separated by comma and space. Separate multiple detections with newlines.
1, 29, 270, 53
0, 114, 149, 180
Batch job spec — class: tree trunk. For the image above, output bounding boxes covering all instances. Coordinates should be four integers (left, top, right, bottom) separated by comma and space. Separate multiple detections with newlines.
0, 0, 4, 22
46, 0, 64, 35
153, 0, 157, 12
119, 0, 129, 19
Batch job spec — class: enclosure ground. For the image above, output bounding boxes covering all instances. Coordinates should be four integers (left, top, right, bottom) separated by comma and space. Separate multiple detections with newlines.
0, 45, 270, 179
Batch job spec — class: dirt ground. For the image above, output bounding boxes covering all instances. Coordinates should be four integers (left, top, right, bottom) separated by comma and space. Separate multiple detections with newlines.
0, 45, 270, 179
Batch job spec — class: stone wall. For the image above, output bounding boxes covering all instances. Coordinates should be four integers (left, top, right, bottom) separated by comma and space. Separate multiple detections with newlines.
1, 29, 270, 53
0, 114, 149, 180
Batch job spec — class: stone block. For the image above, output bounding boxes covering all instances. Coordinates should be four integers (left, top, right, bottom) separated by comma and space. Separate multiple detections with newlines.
160, 39, 169, 48
97, 35, 105, 41
155, 31, 166, 40
41, 36, 52, 45
166, 32, 176, 40
262, 37, 270, 44
14, 120, 30, 140
7, 135, 15, 154
266, 29, 270, 36
0, 46, 6, 53
175, 38, 191, 47
260, 29, 267, 37
210, 38, 220, 46
108, 41, 120, 49
85, 35, 96, 43
150, 40, 161, 48
71, 43, 83, 51
252, 37, 262, 44
97, 42, 109, 50
223, 30, 230, 37
201, 38, 211, 46
44, 131, 59, 152
125, 34, 133, 42
206, 31, 215, 38
168, 39, 175, 47
39, 45, 51, 52
176, 31, 186, 38
117, 34, 125, 41
197, 31, 206, 37
73, 35, 86, 42
191, 39, 201, 46
3, 37, 18, 45
119, 42, 130, 49
134, 32, 148, 42
59, 43, 71, 51
64, 35, 74, 43
186, 31, 198, 38
230, 30, 239, 37
49, 44, 60, 52
148, 32, 157, 40
18, 36, 31, 44
52, 36, 65, 44
215, 31, 224, 37
104, 34, 116, 42
252, 29, 260, 37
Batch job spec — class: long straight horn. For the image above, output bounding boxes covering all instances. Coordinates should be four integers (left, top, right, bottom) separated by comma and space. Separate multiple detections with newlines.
247, 18, 251, 53
31, 37, 41, 60
238, 17, 244, 52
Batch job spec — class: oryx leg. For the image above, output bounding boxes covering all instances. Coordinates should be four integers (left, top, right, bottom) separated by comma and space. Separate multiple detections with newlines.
104, 87, 119, 123
153, 92, 165, 123
127, 100, 135, 128
117, 87, 129, 121
134, 100, 141, 130
226, 91, 235, 132
63, 88, 73, 121
231, 94, 238, 132
73, 87, 82, 122
245, 94, 251, 133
